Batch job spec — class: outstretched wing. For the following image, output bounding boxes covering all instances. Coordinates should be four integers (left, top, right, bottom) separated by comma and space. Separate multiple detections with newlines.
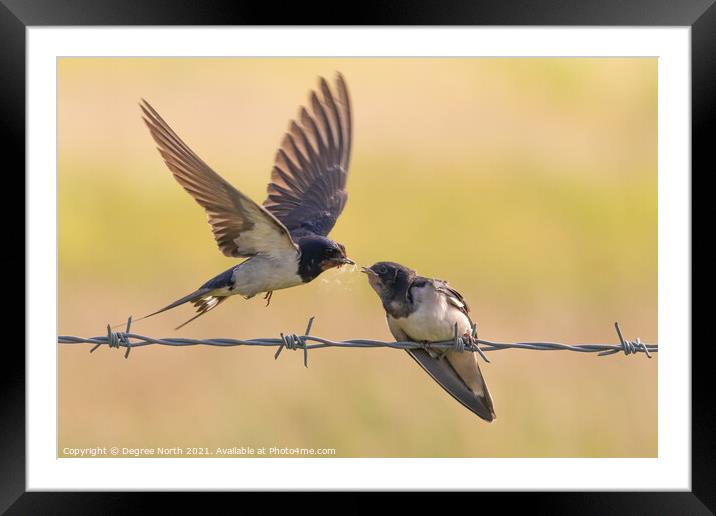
141, 100, 298, 259
263, 73, 352, 237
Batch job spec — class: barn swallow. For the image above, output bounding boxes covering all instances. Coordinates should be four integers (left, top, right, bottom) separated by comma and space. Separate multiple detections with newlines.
137, 74, 354, 329
362, 262, 496, 421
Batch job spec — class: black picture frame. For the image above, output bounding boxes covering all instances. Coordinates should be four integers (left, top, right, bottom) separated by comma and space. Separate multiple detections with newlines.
5, 0, 710, 512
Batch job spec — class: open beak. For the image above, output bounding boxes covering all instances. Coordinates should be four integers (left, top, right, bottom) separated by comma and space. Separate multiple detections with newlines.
361, 266, 376, 275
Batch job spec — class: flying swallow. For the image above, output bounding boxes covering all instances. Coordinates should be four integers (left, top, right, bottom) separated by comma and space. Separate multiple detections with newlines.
137, 74, 354, 329
362, 262, 496, 421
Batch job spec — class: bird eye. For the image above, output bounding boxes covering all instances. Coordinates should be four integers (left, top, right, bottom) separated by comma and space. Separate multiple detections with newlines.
378, 266, 387, 274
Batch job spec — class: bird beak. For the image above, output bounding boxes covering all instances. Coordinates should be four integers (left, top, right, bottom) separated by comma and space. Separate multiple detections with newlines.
330, 256, 354, 267
361, 266, 376, 275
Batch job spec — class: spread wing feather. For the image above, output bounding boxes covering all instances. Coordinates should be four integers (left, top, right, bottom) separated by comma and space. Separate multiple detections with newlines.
263, 74, 352, 237
140, 100, 298, 259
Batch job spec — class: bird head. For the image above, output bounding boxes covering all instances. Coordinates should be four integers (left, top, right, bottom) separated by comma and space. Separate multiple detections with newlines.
297, 235, 354, 281
361, 261, 416, 298
319, 240, 354, 271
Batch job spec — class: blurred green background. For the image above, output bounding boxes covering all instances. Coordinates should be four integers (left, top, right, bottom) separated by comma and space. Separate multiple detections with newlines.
58, 58, 657, 457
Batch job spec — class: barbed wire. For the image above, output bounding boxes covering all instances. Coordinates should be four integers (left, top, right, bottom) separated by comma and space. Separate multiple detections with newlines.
57, 317, 656, 367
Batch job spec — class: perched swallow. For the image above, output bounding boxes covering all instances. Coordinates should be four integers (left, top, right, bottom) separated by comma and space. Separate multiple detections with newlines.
137, 74, 354, 329
362, 262, 496, 421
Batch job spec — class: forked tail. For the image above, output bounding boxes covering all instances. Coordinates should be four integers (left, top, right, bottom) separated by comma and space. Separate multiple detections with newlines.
112, 288, 227, 330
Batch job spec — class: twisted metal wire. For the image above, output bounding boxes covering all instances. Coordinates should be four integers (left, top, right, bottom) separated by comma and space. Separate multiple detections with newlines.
58, 318, 656, 368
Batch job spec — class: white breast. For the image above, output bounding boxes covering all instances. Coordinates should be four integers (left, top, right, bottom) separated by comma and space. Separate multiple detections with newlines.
231, 252, 303, 297
394, 283, 471, 342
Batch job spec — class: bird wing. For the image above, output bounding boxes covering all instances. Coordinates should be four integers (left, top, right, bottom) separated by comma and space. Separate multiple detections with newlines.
433, 279, 471, 317
388, 288, 495, 422
407, 347, 496, 422
263, 73, 352, 237
141, 100, 298, 259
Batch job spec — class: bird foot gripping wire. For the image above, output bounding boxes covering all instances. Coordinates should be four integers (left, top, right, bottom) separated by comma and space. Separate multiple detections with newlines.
91, 316, 134, 359
599, 322, 652, 358
429, 323, 491, 364
275, 316, 315, 368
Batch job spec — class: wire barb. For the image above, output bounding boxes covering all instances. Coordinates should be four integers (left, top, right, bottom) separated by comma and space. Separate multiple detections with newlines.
598, 322, 652, 358
59, 317, 657, 365
470, 322, 491, 364
92, 316, 134, 357
123, 316, 133, 359
274, 316, 314, 367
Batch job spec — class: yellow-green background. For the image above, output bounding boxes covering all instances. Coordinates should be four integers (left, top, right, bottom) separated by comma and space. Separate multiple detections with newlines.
58, 58, 657, 457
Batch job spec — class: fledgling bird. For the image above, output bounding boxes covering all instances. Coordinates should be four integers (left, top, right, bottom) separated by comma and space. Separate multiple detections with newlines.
362, 262, 496, 421
137, 74, 354, 329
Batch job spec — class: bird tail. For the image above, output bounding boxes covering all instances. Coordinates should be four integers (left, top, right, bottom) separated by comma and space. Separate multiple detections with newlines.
174, 294, 228, 330
112, 288, 226, 330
